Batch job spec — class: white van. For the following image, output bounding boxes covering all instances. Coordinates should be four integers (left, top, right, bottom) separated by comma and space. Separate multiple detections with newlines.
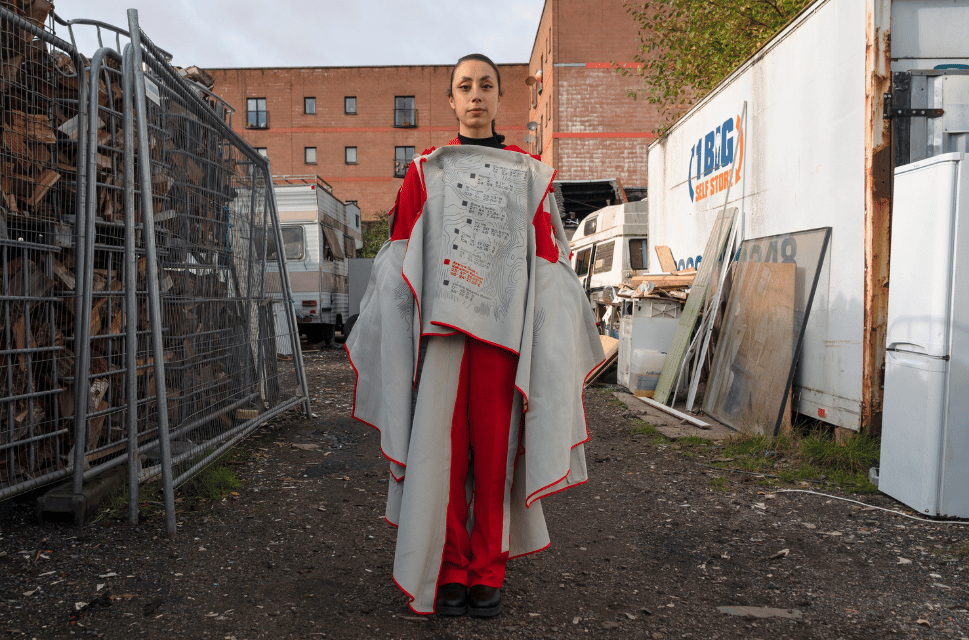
569, 200, 649, 332
266, 175, 362, 346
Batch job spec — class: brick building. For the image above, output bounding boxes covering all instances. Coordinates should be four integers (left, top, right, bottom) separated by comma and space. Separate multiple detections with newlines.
207, 65, 529, 221
207, 0, 658, 223
526, 0, 659, 215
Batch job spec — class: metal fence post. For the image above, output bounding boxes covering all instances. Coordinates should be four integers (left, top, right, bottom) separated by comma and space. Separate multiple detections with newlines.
122, 45, 140, 525
262, 175, 312, 417
127, 9, 177, 535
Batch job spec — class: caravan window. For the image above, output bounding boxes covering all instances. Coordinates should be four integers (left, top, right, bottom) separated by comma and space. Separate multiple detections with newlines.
265, 226, 305, 261
593, 241, 615, 274
583, 216, 597, 237
574, 247, 592, 277
629, 239, 648, 270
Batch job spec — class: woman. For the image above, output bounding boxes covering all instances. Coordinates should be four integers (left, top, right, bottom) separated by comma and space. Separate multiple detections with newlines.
346, 53, 603, 618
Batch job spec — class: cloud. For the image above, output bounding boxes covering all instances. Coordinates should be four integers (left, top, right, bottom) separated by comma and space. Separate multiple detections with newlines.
62, 0, 544, 67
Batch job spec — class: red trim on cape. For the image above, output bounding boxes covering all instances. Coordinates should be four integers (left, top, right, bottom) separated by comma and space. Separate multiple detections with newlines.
393, 575, 432, 616
426, 322, 521, 359
345, 342, 409, 471
509, 540, 552, 560
526, 476, 590, 507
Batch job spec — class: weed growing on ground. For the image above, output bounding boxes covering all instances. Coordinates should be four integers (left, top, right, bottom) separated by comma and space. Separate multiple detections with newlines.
709, 427, 880, 494
98, 456, 242, 522
629, 420, 672, 445
180, 463, 241, 503
956, 542, 969, 564
708, 476, 728, 491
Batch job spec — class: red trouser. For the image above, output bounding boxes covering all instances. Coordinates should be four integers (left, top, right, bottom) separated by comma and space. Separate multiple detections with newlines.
438, 336, 518, 588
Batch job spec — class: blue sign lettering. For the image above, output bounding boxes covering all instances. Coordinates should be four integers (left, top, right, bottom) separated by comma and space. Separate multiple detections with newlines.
687, 114, 741, 203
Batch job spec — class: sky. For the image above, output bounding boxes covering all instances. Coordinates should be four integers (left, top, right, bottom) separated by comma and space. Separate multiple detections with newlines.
59, 0, 546, 68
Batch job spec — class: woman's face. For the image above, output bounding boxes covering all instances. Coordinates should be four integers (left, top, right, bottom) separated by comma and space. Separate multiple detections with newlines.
449, 59, 501, 138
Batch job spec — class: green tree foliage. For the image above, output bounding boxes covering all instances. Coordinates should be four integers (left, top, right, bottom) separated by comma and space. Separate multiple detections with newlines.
621, 0, 813, 127
360, 215, 390, 258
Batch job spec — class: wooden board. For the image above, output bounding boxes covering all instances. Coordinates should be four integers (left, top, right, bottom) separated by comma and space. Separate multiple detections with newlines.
627, 274, 696, 289
652, 208, 737, 405
655, 245, 678, 272
585, 335, 619, 386
702, 261, 796, 435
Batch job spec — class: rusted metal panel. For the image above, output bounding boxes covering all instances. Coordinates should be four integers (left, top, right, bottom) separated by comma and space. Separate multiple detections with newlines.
863, 0, 893, 436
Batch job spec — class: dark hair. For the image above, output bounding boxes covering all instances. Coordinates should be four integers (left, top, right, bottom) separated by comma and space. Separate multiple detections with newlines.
448, 53, 505, 144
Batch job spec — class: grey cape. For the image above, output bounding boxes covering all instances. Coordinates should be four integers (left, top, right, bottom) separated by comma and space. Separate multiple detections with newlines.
346, 145, 604, 613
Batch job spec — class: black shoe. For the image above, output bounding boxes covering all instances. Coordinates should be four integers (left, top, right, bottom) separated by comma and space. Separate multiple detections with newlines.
436, 582, 468, 616
468, 584, 501, 618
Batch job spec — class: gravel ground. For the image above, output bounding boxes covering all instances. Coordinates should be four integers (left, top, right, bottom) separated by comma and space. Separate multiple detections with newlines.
1, 345, 968, 639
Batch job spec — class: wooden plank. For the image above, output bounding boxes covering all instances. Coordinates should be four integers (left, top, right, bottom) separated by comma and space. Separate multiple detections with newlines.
655, 245, 678, 272
702, 261, 796, 435
627, 274, 695, 289
585, 335, 619, 386
632, 395, 711, 428
652, 208, 737, 405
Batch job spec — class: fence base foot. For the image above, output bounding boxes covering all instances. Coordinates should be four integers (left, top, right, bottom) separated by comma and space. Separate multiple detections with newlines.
36, 466, 126, 525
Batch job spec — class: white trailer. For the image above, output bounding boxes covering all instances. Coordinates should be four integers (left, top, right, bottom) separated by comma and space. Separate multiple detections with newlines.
266, 175, 362, 345
646, 0, 969, 433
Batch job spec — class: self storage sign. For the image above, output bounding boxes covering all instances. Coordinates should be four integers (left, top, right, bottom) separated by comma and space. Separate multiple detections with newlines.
687, 113, 744, 203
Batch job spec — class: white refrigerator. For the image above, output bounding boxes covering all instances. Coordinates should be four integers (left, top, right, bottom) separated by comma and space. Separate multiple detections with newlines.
880, 151, 969, 517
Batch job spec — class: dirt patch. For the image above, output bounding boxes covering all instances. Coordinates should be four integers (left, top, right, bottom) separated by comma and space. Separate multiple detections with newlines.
2, 346, 968, 639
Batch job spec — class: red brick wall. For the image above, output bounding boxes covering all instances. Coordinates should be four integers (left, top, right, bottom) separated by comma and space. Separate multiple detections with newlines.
208, 64, 530, 220
527, 1, 555, 165
524, 0, 660, 189
554, 0, 644, 64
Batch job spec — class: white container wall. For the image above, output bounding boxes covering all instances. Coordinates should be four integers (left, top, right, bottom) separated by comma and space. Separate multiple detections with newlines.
646, 0, 969, 431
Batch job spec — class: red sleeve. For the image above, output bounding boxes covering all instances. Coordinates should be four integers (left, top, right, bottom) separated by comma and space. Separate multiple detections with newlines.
533, 194, 559, 263
389, 158, 427, 242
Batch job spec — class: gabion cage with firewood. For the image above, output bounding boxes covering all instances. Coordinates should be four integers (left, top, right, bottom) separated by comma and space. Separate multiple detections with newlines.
0, 2, 309, 532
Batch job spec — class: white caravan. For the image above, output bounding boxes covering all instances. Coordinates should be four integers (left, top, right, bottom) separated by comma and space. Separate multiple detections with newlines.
266, 175, 362, 346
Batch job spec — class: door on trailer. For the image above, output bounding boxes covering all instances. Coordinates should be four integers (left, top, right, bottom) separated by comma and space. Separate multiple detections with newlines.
573, 244, 595, 291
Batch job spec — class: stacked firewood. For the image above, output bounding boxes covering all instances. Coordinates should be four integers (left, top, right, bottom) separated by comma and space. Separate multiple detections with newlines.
1, 0, 265, 493
0, 0, 82, 484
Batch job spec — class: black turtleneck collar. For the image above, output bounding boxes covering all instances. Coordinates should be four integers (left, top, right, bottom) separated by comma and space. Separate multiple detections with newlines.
457, 133, 504, 149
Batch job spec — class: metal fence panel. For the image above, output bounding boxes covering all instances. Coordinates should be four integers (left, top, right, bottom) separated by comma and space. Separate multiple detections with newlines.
125, 12, 308, 526
0, 5, 87, 500
0, 7, 308, 528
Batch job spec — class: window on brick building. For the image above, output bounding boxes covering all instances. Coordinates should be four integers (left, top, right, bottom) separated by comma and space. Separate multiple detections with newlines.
304, 97, 316, 114
394, 96, 417, 127
246, 98, 268, 128
394, 146, 415, 178
305, 147, 317, 164
345, 96, 357, 114
345, 146, 357, 165
255, 147, 268, 157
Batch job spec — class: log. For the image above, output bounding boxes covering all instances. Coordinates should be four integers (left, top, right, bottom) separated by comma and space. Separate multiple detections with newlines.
50, 257, 75, 291
182, 65, 214, 88
86, 378, 109, 449
27, 168, 58, 207
0, 52, 21, 93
